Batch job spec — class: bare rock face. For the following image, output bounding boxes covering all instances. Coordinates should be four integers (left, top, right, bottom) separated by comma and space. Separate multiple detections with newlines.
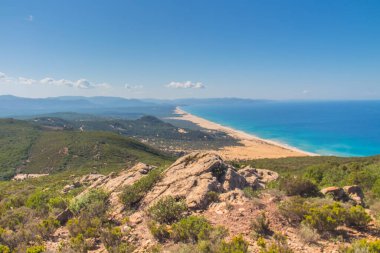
140, 152, 254, 210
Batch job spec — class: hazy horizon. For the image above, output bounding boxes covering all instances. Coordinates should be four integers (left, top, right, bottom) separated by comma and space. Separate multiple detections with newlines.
1, 0, 380, 100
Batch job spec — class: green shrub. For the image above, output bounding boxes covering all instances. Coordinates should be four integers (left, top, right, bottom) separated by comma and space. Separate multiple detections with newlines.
278, 197, 310, 224
196, 226, 229, 253
148, 196, 187, 224
101, 226, 134, 252
345, 205, 371, 228
26, 190, 51, 214
340, 239, 380, 253
303, 203, 346, 232
148, 222, 170, 242
0, 207, 32, 230
69, 189, 108, 214
243, 187, 259, 199
171, 216, 213, 243
251, 212, 271, 237
258, 233, 293, 253
38, 217, 60, 239
120, 169, 161, 210
298, 224, 320, 244
69, 233, 87, 253
26, 245, 45, 253
372, 178, 380, 198
279, 176, 319, 197
48, 196, 67, 210
206, 191, 220, 203
0, 244, 10, 253
67, 217, 102, 238
219, 235, 249, 253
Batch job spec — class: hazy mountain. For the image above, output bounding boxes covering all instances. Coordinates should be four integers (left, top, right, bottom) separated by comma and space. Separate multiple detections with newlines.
0, 95, 171, 118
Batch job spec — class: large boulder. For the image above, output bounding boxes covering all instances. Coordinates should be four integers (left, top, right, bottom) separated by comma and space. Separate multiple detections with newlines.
140, 152, 254, 210
321, 185, 365, 206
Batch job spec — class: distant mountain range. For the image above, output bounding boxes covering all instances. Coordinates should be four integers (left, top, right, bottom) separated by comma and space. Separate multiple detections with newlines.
0, 95, 170, 118
0, 95, 268, 118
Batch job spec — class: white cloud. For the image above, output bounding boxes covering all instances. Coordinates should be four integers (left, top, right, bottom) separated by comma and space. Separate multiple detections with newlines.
0, 72, 112, 89
166, 81, 205, 89
125, 84, 143, 90
96, 83, 112, 89
302, 89, 310, 94
39, 77, 111, 89
0, 72, 13, 83
27, 15, 33, 22
18, 77, 37, 85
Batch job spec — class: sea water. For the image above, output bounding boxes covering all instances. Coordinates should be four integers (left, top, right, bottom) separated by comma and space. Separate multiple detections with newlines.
184, 100, 380, 157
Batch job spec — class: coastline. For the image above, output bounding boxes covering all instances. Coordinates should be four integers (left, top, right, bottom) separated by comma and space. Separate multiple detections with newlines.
172, 107, 316, 160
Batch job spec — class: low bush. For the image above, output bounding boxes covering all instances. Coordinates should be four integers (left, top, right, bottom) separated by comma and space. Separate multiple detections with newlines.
303, 203, 346, 232
171, 216, 213, 243
219, 235, 249, 253
0, 207, 33, 231
258, 233, 294, 253
196, 226, 229, 253
37, 217, 60, 239
279, 176, 320, 197
26, 189, 52, 215
298, 224, 320, 244
26, 245, 45, 253
251, 212, 271, 237
69, 233, 87, 253
345, 205, 371, 228
100, 226, 134, 253
0, 244, 10, 253
148, 196, 187, 224
206, 191, 220, 203
243, 187, 259, 199
278, 197, 310, 224
69, 189, 108, 215
67, 217, 102, 238
120, 169, 162, 210
340, 239, 380, 253
48, 196, 67, 211
148, 222, 171, 242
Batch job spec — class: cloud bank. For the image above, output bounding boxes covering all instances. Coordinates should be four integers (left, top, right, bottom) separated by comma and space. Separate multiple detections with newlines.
0, 72, 111, 89
166, 81, 205, 89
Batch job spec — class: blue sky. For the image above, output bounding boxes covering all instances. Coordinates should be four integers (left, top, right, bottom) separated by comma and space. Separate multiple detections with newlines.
0, 0, 379, 99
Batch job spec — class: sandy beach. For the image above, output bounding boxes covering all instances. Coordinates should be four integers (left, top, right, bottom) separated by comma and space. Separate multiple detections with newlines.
172, 107, 315, 160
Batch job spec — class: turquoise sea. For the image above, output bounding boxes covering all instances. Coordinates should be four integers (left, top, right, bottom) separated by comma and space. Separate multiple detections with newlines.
184, 100, 380, 157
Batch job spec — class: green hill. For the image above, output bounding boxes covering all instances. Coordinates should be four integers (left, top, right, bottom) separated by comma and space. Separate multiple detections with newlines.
0, 119, 172, 180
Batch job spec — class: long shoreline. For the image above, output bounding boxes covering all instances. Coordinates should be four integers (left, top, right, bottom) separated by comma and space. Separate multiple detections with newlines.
172, 107, 316, 160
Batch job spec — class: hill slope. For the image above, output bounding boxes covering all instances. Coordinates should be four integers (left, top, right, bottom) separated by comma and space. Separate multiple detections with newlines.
0, 119, 172, 180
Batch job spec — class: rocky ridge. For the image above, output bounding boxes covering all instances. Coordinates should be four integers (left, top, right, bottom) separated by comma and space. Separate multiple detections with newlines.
49, 152, 379, 252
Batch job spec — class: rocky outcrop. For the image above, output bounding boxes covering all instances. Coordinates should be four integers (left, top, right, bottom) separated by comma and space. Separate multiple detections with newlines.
237, 167, 279, 189
343, 185, 365, 206
140, 152, 256, 210
66, 162, 157, 222
12, 173, 49, 181
320, 185, 365, 206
